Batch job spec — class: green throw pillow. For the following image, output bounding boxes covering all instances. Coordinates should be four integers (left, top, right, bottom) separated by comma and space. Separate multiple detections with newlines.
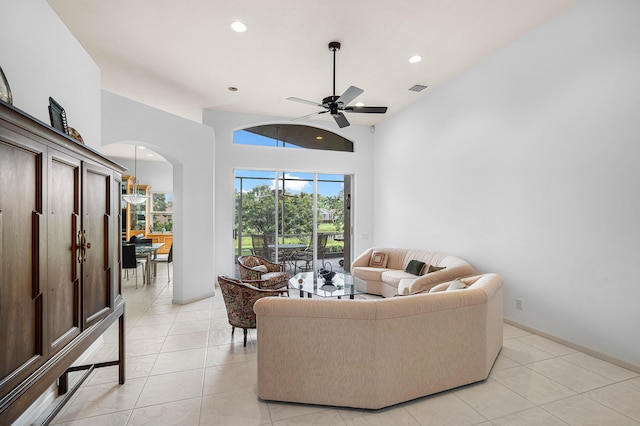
405, 260, 425, 276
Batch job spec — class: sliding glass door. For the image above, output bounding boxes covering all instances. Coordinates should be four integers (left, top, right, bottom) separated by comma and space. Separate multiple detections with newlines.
235, 170, 350, 275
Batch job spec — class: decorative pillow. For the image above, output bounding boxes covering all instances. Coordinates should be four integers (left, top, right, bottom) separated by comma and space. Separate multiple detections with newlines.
421, 264, 446, 276
369, 251, 389, 268
253, 265, 268, 273
446, 279, 468, 291
405, 260, 425, 276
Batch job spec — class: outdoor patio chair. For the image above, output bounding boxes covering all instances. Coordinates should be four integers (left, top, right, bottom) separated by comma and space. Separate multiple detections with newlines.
294, 233, 328, 273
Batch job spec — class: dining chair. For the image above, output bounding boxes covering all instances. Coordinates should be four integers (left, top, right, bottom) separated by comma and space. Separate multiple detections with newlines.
151, 244, 173, 282
122, 243, 145, 288
217, 275, 288, 346
134, 238, 153, 246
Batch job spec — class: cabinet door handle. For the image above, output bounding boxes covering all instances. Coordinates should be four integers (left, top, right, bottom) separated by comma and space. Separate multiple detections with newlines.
78, 230, 92, 263
77, 230, 84, 263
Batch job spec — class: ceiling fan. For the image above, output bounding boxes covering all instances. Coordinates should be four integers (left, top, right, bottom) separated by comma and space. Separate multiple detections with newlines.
287, 41, 388, 128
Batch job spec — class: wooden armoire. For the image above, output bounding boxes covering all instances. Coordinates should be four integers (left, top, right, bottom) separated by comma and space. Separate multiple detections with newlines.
0, 101, 126, 424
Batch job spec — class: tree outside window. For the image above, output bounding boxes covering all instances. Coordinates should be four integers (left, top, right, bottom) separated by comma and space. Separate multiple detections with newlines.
151, 192, 173, 232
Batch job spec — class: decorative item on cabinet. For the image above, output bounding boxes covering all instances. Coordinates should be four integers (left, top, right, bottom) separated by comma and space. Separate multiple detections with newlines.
68, 126, 85, 144
48, 96, 69, 134
0, 101, 126, 424
0, 65, 12, 104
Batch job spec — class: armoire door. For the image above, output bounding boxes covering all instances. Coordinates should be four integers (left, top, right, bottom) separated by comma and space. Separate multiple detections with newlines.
47, 149, 82, 355
0, 138, 46, 398
81, 162, 113, 328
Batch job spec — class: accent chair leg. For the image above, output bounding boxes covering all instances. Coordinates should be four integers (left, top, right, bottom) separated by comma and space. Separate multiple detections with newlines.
243, 328, 248, 347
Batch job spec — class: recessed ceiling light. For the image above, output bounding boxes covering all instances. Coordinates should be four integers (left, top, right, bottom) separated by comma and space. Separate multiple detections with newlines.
231, 21, 247, 33
138, 146, 146, 150
409, 55, 422, 64
316, 136, 323, 140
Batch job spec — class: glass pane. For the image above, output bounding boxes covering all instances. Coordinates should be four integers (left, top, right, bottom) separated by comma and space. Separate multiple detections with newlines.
234, 170, 349, 276
234, 124, 354, 152
317, 174, 345, 272
278, 172, 314, 272
151, 192, 173, 233
235, 170, 277, 259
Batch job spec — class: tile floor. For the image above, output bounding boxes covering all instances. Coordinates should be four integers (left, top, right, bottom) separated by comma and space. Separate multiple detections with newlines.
46, 268, 640, 425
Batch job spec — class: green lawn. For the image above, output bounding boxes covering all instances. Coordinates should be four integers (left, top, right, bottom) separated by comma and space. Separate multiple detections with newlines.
235, 229, 344, 256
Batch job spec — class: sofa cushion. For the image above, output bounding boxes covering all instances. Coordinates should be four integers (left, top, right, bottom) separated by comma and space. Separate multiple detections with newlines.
369, 251, 389, 268
381, 270, 416, 288
354, 267, 389, 282
253, 265, 268, 273
405, 260, 425, 276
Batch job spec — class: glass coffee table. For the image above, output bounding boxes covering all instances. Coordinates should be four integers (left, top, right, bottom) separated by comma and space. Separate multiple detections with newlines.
289, 271, 367, 299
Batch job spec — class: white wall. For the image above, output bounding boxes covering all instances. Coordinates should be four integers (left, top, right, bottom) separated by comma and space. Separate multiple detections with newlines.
374, 0, 640, 367
117, 158, 174, 193
1, 0, 101, 148
102, 91, 215, 304
203, 109, 375, 277
1, 2, 103, 422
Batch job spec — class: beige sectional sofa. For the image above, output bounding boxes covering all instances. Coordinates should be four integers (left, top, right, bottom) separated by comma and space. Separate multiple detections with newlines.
254, 273, 503, 410
351, 247, 474, 297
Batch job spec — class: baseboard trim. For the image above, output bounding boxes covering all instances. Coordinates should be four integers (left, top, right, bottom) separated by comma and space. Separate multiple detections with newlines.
172, 290, 216, 305
503, 318, 640, 374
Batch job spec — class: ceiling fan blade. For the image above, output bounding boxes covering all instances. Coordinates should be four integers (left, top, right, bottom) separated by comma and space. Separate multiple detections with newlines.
333, 112, 350, 128
287, 97, 322, 107
292, 110, 328, 122
336, 86, 364, 106
344, 106, 388, 114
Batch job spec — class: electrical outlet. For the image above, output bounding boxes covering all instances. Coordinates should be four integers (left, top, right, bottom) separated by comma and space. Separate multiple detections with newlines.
516, 299, 523, 311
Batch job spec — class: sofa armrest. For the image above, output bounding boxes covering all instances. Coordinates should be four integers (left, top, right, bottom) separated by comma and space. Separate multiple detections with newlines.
402, 263, 474, 295
351, 247, 374, 270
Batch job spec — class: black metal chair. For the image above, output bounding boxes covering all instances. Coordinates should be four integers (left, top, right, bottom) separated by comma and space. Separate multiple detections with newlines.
134, 238, 153, 246
122, 244, 145, 288
151, 244, 173, 282
294, 233, 328, 273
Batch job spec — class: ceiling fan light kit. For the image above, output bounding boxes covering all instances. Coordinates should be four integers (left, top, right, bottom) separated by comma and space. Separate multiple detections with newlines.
288, 41, 388, 128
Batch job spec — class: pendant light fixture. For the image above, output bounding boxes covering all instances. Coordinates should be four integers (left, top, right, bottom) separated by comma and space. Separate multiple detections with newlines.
122, 145, 148, 205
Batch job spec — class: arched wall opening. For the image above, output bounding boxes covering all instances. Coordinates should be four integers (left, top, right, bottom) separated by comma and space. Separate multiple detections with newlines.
102, 91, 215, 304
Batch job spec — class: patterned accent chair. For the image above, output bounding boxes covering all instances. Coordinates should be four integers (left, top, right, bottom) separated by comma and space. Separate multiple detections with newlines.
237, 255, 289, 292
218, 275, 288, 346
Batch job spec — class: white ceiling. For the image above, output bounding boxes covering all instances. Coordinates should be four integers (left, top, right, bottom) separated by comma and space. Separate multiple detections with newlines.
48, 0, 579, 152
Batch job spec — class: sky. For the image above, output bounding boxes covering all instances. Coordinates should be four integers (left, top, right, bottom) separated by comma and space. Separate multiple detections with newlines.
235, 170, 344, 197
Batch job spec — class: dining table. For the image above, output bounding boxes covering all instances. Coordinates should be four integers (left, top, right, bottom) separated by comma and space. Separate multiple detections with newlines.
267, 243, 307, 270
134, 243, 164, 283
